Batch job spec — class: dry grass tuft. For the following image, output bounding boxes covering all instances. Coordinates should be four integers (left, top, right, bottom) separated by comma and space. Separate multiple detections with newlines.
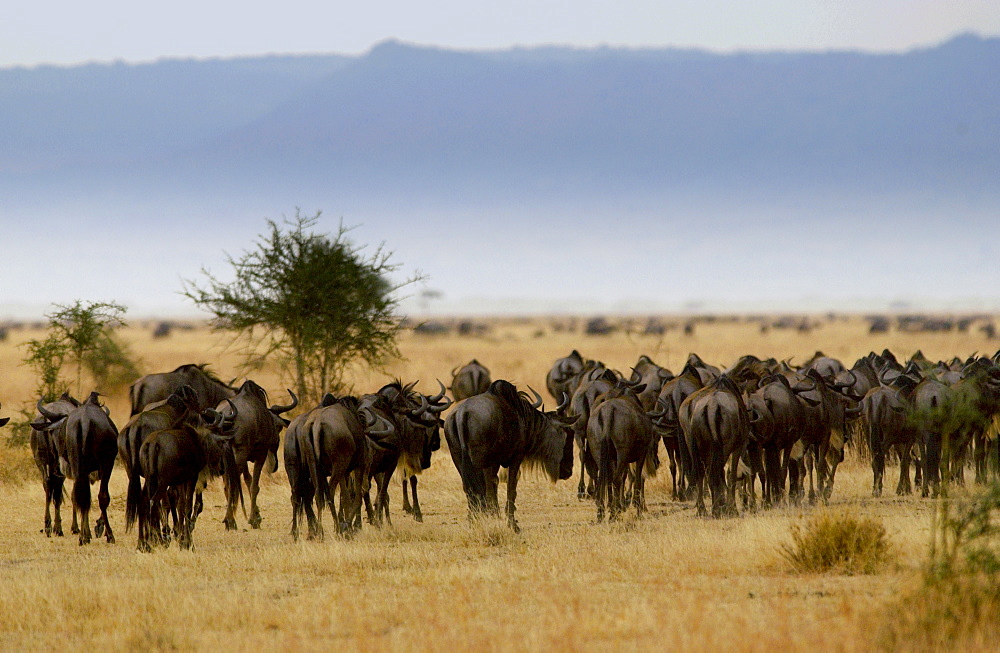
874, 573, 1000, 652
781, 509, 894, 575
459, 516, 524, 549
0, 443, 37, 486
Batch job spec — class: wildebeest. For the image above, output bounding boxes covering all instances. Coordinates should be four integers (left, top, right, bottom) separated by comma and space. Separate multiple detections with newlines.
450, 360, 491, 401
129, 363, 236, 416
653, 362, 704, 500
679, 374, 750, 517
219, 380, 297, 529
137, 408, 242, 550
567, 365, 619, 498
445, 380, 578, 532
863, 376, 918, 496
794, 369, 864, 503
586, 380, 659, 522
629, 355, 674, 411
284, 396, 389, 539
545, 350, 590, 402
36, 392, 119, 545
371, 380, 451, 523
30, 394, 79, 537
745, 374, 818, 505
120, 385, 201, 533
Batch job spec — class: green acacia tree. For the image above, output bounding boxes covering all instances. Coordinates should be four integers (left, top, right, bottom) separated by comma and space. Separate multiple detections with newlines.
182, 210, 422, 404
23, 300, 138, 401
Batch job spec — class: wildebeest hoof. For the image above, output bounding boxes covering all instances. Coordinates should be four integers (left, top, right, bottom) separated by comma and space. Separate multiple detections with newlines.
95, 522, 104, 538
138, 540, 153, 553
224, 519, 238, 531
414, 513, 423, 523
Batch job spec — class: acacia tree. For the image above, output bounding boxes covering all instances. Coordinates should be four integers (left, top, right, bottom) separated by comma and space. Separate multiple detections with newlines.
182, 210, 422, 404
23, 300, 138, 401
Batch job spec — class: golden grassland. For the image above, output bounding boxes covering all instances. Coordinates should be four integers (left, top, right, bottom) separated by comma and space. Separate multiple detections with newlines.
0, 315, 998, 650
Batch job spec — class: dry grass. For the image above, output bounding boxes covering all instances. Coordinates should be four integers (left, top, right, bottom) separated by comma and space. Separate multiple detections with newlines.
0, 314, 997, 650
780, 509, 894, 575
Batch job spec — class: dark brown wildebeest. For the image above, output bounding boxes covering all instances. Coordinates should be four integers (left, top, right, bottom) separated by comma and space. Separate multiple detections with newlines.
129, 363, 236, 416
450, 360, 492, 401
803, 351, 846, 381
685, 352, 721, 385
586, 380, 659, 522
863, 376, 919, 496
679, 374, 750, 518
653, 362, 704, 500
120, 385, 201, 533
30, 393, 79, 537
795, 369, 863, 503
445, 380, 578, 532
288, 396, 392, 539
372, 380, 451, 523
545, 350, 591, 402
629, 355, 674, 411
219, 380, 297, 530
36, 392, 119, 545
137, 409, 242, 550
745, 374, 818, 506
568, 365, 619, 499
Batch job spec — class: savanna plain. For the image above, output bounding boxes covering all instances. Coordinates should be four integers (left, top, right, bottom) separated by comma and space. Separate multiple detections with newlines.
0, 315, 997, 651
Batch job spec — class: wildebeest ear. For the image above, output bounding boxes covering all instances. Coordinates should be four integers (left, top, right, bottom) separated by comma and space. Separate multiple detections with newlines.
799, 395, 821, 408
0, 417, 10, 427
556, 413, 581, 426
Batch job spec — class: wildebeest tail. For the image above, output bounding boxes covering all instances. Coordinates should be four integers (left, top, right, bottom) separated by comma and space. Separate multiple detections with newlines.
125, 463, 142, 532
306, 420, 325, 512
223, 441, 247, 521
456, 412, 488, 510
598, 431, 615, 509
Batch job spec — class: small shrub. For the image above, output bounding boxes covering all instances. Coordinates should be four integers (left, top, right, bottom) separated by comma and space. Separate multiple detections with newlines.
781, 510, 893, 574
0, 443, 38, 485
875, 482, 1000, 650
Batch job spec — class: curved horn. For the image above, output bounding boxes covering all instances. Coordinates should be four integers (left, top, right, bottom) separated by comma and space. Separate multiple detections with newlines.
367, 414, 396, 438
426, 393, 452, 414
833, 369, 857, 390
223, 399, 238, 421
410, 394, 430, 416
647, 397, 668, 421
270, 389, 298, 414
36, 399, 63, 421
791, 376, 817, 394
556, 392, 571, 413
526, 386, 544, 409
428, 379, 448, 404
844, 401, 863, 416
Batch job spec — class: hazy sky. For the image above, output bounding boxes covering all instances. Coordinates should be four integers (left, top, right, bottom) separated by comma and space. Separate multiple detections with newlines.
5, 0, 999, 67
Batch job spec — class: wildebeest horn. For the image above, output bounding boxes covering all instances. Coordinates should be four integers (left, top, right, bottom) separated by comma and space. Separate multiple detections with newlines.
410, 394, 430, 416
36, 399, 63, 421
526, 386, 544, 409
426, 390, 452, 414
629, 368, 641, 383
202, 408, 226, 429
404, 380, 419, 393
833, 369, 857, 389
367, 414, 395, 438
451, 365, 461, 378
60, 392, 80, 407
556, 392, 571, 413
748, 407, 763, 424
844, 401, 863, 416
223, 399, 238, 421
428, 379, 448, 404
791, 376, 817, 394
647, 398, 668, 421
270, 390, 298, 414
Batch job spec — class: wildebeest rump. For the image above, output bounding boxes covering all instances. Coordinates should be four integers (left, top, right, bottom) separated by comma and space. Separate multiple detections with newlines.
137, 409, 242, 550
37, 392, 119, 545
450, 360, 492, 401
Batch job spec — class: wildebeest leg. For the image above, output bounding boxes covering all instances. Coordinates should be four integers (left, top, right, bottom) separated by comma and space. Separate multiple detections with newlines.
70, 493, 80, 535
505, 462, 521, 532
374, 471, 392, 527
408, 476, 423, 522
896, 443, 913, 495
74, 476, 92, 546
97, 470, 115, 544
871, 424, 885, 497
177, 482, 195, 550
402, 476, 413, 514
222, 472, 239, 531
632, 454, 647, 518
484, 465, 501, 517
248, 459, 265, 528
763, 445, 782, 507
664, 436, 679, 501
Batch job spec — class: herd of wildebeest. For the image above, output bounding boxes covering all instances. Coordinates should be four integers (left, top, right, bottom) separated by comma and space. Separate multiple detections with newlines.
17, 343, 1000, 549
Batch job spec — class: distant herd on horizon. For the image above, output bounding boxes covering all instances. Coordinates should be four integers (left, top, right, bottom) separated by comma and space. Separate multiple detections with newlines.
17, 343, 1000, 550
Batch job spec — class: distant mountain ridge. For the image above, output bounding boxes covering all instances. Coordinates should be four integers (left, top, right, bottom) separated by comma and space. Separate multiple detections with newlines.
2, 34, 998, 205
